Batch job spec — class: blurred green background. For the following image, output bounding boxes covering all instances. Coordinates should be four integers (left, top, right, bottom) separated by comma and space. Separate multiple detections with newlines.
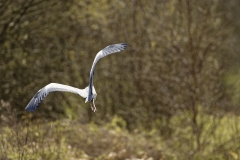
1, 0, 240, 159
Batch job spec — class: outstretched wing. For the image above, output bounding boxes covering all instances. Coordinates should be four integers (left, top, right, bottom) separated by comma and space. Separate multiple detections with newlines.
25, 83, 88, 112
86, 43, 127, 102
86, 43, 128, 102
89, 43, 128, 75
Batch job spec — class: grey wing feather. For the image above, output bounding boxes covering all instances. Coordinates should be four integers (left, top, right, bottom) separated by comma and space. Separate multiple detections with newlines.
86, 43, 127, 102
90, 43, 127, 74
25, 83, 88, 112
25, 88, 48, 112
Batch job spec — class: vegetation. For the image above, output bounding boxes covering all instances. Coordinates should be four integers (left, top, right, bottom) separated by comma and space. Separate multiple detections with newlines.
1, 0, 240, 159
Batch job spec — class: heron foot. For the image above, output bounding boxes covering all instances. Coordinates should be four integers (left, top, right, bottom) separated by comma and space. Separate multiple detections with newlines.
91, 106, 97, 112
90, 101, 97, 112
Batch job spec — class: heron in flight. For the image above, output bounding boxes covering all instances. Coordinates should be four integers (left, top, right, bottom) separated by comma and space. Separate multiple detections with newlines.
25, 43, 127, 112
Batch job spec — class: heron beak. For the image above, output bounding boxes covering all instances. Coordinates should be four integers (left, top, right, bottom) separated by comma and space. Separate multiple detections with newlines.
90, 100, 97, 112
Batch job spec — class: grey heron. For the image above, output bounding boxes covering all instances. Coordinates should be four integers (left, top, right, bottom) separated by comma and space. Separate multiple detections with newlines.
25, 43, 127, 112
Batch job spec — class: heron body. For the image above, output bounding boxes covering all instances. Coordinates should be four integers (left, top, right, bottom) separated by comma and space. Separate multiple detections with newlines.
25, 43, 127, 112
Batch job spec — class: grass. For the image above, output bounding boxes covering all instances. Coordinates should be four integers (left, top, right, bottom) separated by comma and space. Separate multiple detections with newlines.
0, 114, 162, 160
1, 102, 240, 160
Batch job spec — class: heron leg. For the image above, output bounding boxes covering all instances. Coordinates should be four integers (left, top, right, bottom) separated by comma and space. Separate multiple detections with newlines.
90, 100, 97, 112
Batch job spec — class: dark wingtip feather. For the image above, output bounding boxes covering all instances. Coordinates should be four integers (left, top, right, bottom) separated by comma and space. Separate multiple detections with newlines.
121, 43, 128, 49
26, 107, 35, 112
25, 89, 44, 112
25, 99, 40, 112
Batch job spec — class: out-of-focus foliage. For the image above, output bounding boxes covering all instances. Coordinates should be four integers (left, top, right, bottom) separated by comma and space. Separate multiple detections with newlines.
1, 103, 240, 160
1, 0, 240, 159
0, 104, 162, 159
0, 0, 232, 123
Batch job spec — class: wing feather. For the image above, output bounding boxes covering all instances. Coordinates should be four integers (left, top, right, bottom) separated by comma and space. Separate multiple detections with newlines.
86, 43, 127, 102
26, 43, 128, 111
90, 43, 127, 73
25, 83, 88, 112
